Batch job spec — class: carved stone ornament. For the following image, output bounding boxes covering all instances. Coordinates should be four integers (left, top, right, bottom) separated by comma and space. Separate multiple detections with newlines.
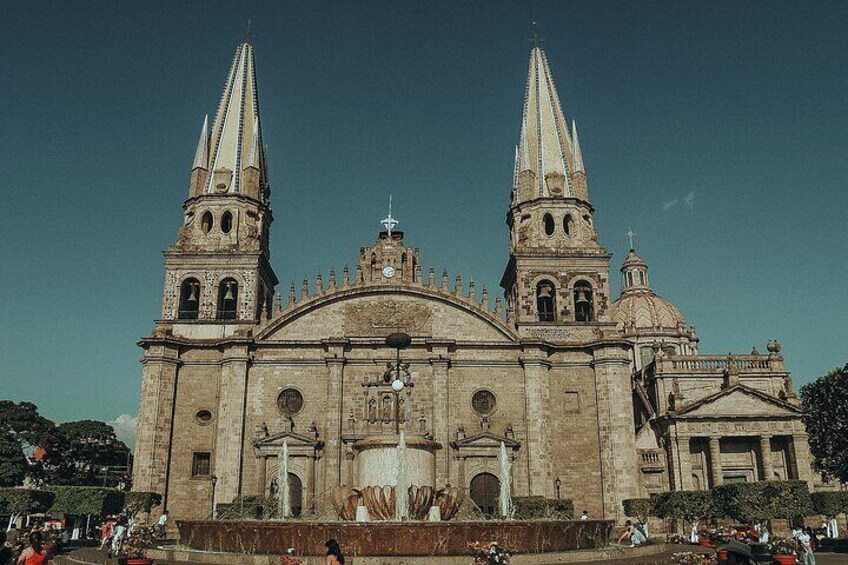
344, 299, 432, 336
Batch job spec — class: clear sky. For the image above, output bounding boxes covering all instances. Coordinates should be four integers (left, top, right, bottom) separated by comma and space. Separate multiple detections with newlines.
2, 1, 846, 435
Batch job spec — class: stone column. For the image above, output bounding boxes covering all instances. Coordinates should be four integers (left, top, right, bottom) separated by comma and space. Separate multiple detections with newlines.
132, 343, 180, 507
429, 346, 451, 486
256, 455, 267, 496
708, 436, 723, 488
673, 433, 693, 491
790, 433, 814, 485
322, 343, 347, 491
759, 435, 774, 481
522, 346, 553, 497
593, 345, 640, 521
213, 345, 250, 506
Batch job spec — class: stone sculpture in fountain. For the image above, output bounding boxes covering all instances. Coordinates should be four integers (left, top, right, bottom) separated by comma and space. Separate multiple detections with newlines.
329, 332, 463, 521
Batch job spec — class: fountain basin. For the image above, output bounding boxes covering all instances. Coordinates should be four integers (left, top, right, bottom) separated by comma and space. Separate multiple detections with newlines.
176, 519, 612, 556
353, 433, 440, 488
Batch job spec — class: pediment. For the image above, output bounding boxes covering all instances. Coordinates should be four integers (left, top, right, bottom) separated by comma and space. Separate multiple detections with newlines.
256, 286, 517, 342
675, 385, 802, 419
451, 431, 521, 451
254, 430, 323, 450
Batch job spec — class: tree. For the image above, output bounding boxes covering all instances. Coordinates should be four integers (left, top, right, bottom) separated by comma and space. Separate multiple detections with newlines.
50, 486, 124, 516
801, 363, 848, 483
0, 401, 59, 486
712, 481, 813, 522
652, 491, 715, 539
0, 488, 55, 531
0, 433, 27, 487
51, 420, 130, 486
623, 498, 652, 537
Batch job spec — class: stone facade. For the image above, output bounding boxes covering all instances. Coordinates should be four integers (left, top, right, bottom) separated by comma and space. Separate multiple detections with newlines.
132, 41, 827, 526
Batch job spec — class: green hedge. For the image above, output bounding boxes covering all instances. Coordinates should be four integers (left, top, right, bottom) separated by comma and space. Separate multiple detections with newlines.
0, 488, 55, 515
651, 490, 715, 521
50, 486, 124, 516
623, 498, 652, 522
811, 491, 848, 518
124, 491, 163, 515
511, 496, 574, 520
712, 480, 812, 521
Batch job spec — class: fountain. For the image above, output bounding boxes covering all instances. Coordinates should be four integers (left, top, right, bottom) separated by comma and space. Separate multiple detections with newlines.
395, 429, 408, 520
499, 440, 513, 520
277, 439, 290, 519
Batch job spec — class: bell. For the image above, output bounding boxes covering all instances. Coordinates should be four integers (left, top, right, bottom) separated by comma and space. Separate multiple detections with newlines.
538, 285, 553, 299
224, 283, 235, 302
187, 284, 199, 303
575, 290, 590, 305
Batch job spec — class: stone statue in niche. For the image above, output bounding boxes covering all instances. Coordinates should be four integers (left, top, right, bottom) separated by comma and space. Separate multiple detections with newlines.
368, 398, 377, 422
381, 395, 392, 421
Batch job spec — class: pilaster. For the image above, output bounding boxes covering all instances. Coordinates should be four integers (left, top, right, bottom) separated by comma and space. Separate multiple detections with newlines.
429, 347, 451, 486
592, 344, 639, 520
212, 345, 250, 506
322, 340, 348, 490
133, 344, 181, 504
521, 346, 552, 497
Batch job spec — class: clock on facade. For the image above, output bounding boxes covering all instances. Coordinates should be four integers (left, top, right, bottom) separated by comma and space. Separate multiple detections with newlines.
382, 265, 396, 279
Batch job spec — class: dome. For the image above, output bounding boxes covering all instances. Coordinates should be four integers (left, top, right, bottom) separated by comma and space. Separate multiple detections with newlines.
610, 289, 686, 331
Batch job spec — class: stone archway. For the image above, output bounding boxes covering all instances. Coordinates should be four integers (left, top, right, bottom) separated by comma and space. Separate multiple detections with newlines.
288, 472, 303, 517
470, 472, 500, 517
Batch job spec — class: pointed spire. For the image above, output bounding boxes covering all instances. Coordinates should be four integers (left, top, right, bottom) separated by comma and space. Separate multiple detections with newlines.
192, 114, 209, 170
204, 42, 266, 197
288, 282, 296, 306
342, 265, 350, 287
514, 45, 576, 199
571, 119, 585, 174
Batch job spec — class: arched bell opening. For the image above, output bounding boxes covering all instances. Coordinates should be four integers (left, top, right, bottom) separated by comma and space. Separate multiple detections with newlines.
216, 278, 239, 320
536, 280, 556, 322
573, 280, 594, 322
178, 278, 201, 320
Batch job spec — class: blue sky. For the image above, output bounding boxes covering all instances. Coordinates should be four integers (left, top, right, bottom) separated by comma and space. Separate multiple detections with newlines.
1, 1, 846, 434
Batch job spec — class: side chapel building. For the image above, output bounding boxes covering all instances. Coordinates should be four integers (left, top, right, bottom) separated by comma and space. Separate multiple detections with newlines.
132, 41, 825, 522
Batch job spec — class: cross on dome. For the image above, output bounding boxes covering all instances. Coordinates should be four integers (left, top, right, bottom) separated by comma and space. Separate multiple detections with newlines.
381, 196, 399, 236
627, 227, 636, 250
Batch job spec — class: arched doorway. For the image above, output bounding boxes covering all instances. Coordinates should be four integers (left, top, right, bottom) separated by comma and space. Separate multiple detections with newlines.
288, 472, 303, 517
470, 472, 500, 517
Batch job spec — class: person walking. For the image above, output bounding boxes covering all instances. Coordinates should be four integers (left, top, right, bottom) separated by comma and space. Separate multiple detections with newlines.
110, 518, 127, 558
156, 511, 169, 539
325, 538, 345, 564
15, 531, 49, 565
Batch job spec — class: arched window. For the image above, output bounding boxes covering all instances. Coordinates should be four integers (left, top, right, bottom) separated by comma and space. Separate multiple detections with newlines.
573, 280, 594, 322
401, 253, 407, 276
536, 280, 556, 322
370, 253, 377, 281
470, 473, 500, 517
178, 278, 201, 320
221, 210, 233, 234
216, 278, 238, 320
543, 214, 555, 237
563, 215, 573, 236
201, 211, 213, 234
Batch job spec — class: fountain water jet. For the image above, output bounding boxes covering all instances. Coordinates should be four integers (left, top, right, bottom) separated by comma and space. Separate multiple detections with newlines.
395, 429, 408, 520
499, 440, 513, 520
277, 439, 290, 519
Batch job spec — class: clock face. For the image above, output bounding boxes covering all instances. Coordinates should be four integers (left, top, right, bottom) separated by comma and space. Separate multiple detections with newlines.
382, 265, 396, 279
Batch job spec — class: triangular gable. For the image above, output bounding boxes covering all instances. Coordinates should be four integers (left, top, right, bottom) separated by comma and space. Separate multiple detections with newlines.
451, 431, 521, 450
254, 430, 323, 449
675, 385, 802, 419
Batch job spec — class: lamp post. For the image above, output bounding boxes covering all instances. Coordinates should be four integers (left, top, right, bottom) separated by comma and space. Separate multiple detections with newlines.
554, 476, 562, 499
210, 474, 218, 518
384, 332, 413, 435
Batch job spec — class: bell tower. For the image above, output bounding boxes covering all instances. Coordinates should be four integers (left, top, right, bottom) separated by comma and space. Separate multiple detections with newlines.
500, 45, 612, 337
161, 42, 278, 329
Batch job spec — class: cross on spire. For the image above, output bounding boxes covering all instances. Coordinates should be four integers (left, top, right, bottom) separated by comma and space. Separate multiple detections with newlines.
530, 21, 544, 49
381, 196, 399, 236
627, 227, 636, 250
242, 19, 257, 44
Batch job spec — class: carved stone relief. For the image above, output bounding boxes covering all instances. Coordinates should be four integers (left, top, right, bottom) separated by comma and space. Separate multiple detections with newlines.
344, 300, 432, 336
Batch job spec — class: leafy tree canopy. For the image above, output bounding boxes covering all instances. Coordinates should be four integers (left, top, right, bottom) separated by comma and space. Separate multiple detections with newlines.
50, 420, 130, 486
801, 363, 848, 484
0, 401, 55, 446
0, 433, 27, 487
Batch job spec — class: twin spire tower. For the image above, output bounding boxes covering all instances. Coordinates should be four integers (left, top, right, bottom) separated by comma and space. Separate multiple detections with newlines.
163, 39, 610, 335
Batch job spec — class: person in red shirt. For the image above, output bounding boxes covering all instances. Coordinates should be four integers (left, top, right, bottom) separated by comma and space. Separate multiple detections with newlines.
16, 531, 49, 565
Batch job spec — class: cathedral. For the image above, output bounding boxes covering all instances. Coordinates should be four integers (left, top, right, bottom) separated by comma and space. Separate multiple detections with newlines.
132, 41, 824, 523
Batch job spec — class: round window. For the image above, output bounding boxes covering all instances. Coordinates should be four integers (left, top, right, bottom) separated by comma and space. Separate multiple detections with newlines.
471, 390, 497, 416
195, 409, 213, 425
277, 388, 304, 416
